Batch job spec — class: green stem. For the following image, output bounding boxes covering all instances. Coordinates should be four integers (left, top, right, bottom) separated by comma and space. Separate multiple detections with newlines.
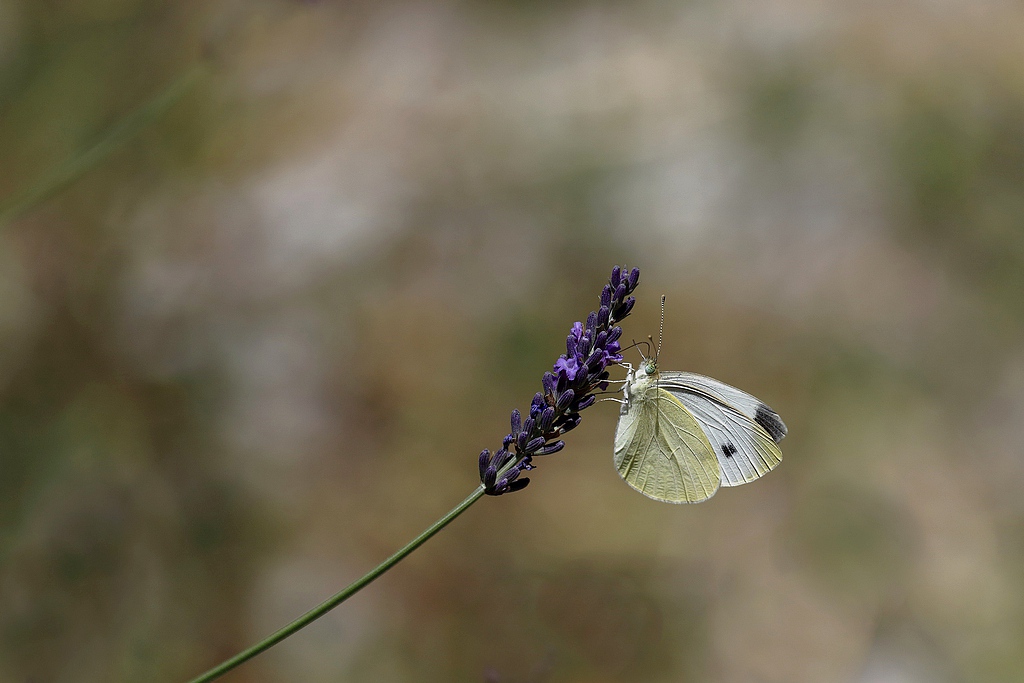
186, 485, 487, 683
0, 63, 208, 229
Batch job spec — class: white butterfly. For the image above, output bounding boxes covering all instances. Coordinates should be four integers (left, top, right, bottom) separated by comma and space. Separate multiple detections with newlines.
613, 301, 786, 503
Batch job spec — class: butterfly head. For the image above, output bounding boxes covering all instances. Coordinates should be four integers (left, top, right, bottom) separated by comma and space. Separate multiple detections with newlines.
642, 359, 658, 377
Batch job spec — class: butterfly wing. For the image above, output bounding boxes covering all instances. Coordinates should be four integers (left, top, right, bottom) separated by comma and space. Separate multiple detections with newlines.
658, 372, 785, 487
614, 383, 720, 503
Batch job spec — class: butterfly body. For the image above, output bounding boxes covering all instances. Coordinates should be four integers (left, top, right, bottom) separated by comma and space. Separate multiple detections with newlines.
614, 359, 786, 504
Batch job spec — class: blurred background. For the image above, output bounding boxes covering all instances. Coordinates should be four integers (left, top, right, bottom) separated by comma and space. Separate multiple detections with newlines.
2, 1, 1024, 681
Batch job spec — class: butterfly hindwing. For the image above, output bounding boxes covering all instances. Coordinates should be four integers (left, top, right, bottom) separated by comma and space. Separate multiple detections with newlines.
614, 382, 720, 503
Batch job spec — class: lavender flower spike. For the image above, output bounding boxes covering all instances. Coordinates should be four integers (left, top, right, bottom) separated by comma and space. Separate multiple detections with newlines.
479, 266, 641, 495
180, 270, 644, 681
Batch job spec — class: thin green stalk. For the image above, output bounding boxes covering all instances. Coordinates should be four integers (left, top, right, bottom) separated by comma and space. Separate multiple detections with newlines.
186, 485, 487, 683
0, 63, 208, 229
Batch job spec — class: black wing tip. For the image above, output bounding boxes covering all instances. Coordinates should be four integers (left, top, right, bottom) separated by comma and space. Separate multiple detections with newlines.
755, 404, 788, 442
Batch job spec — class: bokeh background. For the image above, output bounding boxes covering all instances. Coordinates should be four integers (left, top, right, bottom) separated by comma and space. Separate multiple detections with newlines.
2, 1, 1024, 681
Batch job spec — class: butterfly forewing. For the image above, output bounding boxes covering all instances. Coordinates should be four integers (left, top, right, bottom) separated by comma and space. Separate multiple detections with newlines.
658, 372, 785, 487
659, 372, 788, 442
614, 382, 720, 503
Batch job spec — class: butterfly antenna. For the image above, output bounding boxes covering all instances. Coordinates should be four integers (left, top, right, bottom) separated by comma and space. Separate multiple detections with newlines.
628, 338, 652, 362
656, 294, 666, 362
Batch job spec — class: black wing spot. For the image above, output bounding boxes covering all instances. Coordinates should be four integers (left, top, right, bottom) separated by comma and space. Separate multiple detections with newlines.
721, 443, 737, 458
755, 404, 788, 442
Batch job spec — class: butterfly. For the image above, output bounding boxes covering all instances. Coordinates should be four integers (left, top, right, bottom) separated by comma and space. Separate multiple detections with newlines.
613, 299, 786, 503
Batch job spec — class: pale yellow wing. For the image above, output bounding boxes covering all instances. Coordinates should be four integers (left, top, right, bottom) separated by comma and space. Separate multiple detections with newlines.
614, 386, 721, 503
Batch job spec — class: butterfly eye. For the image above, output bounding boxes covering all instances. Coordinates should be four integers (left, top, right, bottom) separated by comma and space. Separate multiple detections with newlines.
644, 362, 656, 375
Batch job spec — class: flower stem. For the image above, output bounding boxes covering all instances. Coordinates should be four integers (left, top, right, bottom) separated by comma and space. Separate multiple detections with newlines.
0, 63, 208, 229
186, 485, 487, 683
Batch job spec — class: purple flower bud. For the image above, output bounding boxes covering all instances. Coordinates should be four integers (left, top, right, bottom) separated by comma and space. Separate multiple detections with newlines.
619, 297, 635, 318
524, 437, 546, 453
628, 267, 640, 290
503, 434, 514, 449
610, 266, 621, 287
601, 285, 613, 308
516, 430, 529, 451
479, 449, 491, 478
530, 392, 545, 417
597, 306, 609, 328
537, 406, 556, 433
494, 448, 513, 470
607, 340, 621, 355
614, 283, 628, 305
536, 440, 565, 455
607, 326, 622, 344
577, 395, 596, 410
510, 409, 522, 435
556, 369, 569, 394
542, 372, 557, 395
566, 335, 577, 357
555, 389, 575, 412
585, 349, 606, 370
522, 417, 536, 438
484, 464, 498, 490
586, 311, 597, 338
576, 336, 591, 359
497, 462, 524, 489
